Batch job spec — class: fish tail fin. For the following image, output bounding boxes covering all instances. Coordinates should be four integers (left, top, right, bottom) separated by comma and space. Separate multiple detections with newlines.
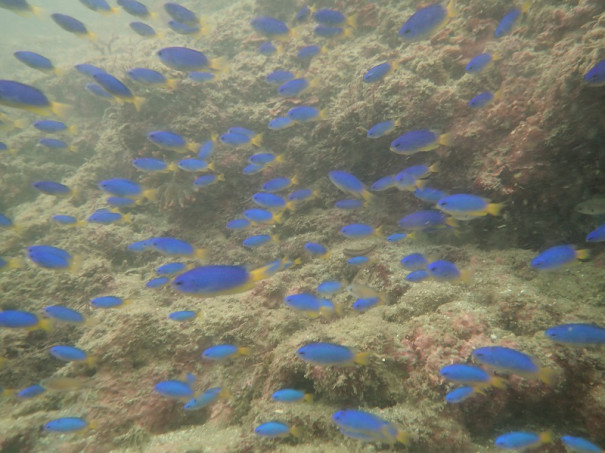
38, 318, 53, 332
217, 173, 226, 182
167, 162, 178, 172
237, 346, 251, 356
273, 211, 283, 224
219, 388, 232, 400
396, 430, 410, 445
576, 249, 590, 260
30, 5, 43, 17
289, 426, 302, 438
445, 217, 458, 228
521, 0, 532, 13
428, 162, 440, 173
68, 124, 78, 135
274, 153, 284, 163
354, 351, 370, 366
85, 355, 98, 367
121, 213, 132, 223
249, 262, 275, 282
447, 0, 457, 18
87, 32, 98, 43
459, 268, 473, 284
50, 102, 72, 120
415, 178, 428, 189
199, 17, 212, 36
165, 79, 178, 90
486, 202, 504, 216
210, 57, 229, 75
12, 118, 28, 129
492, 52, 502, 62
360, 189, 374, 203
490, 376, 507, 389
141, 188, 158, 202
539, 430, 553, 445
88, 420, 98, 431
68, 144, 78, 153
291, 175, 299, 185
374, 225, 384, 239
7, 256, 24, 269
493, 89, 503, 102
149, 12, 159, 20
347, 14, 358, 29
1, 388, 16, 397
538, 367, 558, 386
110, 7, 120, 15
251, 133, 264, 147
303, 393, 313, 402
194, 248, 207, 260
342, 27, 353, 39
318, 108, 328, 120
438, 132, 452, 146
69, 255, 82, 274
132, 97, 145, 112
186, 142, 198, 152
155, 31, 165, 39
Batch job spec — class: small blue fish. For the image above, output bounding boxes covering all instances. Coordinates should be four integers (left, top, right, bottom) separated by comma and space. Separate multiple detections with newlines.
106, 197, 136, 207
398, 210, 453, 231
250, 16, 290, 38
44, 305, 85, 324
49, 345, 91, 363
128, 68, 175, 89
252, 192, 287, 210
272, 389, 312, 403
332, 410, 407, 444
353, 297, 380, 311
127, 239, 153, 252
188, 71, 215, 83
329, 170, 372, 201
390, 129, 451, 155
314, 25, 348, 38
75, 63, 105, 77
150, 237, 205, 258
51, 13, 97, 42
469, 91, 497, 108
495, 2, 530, 38
94, 72, 143, 110
297, 45, 322, 60
268, 116, 294, 130
561, 435, 602, 453
87, 209, 127, 225
0, 80, 69, 117
226, 218, 250, 230
80, 0, 118, 15
0, 213, 13, 228
255, 421, 300, 438
34, 120, 76, 134
278, 78, 310, 97
530, 245, 589, 271
244, 208, 281, 224
266, 70, 295, 85
341, 223, 377, 238
348, 256, 370, 266
197, 140, 214, 160
584, 59, 605, 86
317, 280, 343, 294
0, 0, 41, 16
90, 295, 128, 309
405, 269, 430, 282
27, 245, 76, 270
129, 21, 157, 37
586, 223, 605, 242
258, 41, 277, 55
157, 47, 218, 72
32, 181, 71, 196
305, 242, 328, 257
44, 417, 90, 433
194, 174, 223, 187
466, 53, 497, 74
14, 51, 56, 74
313, 9, 346, 25
494, 431, 552, 450
39, 138, 72, 150
285, 293, 334, 317
154, 379, 194, 399
146, 277, 170, 288
437, 194, 503, 220
132, 157, 169, 172
17, 384, 46, 399
262, 177, 296, 192
371, 175, 396, 191
164, 2, 199, 26
156, 262, 186, 275
184, 387, 230, 411
295, 6, 311, 22
473, 346, 554, 384
398, 1, 455, 40
296, 342, 368, 366
178, 158, 210, 172
386, 233, 408, 242
545, 323, 605, 346
414, 187, 448, 204
288, 188, 314, 201
249, 154, 279, 168
334, 199, 364, 210
243, 234, 274, 248
445, 386, 476, 403
85, 83, 113, 99
168, 20, 202, 36
147, 130, 196, 152
287, 105, 324, 122
168, 311, 197, 322
0, 310, 50, 330
400, 253, 428, 270
220, 132, 261, 147
427, 260, 468, 282
118, 0, 154, 19
439, 364, 505, 388
367, 120, 396, 138
363, 62, 394, 83
202, 344, 250, 360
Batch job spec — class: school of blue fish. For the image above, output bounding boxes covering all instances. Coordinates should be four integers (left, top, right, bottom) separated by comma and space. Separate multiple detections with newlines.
0, 0, 604, 450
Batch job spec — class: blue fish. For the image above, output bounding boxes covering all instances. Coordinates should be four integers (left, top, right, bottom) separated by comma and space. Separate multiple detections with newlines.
255, 421, 300, 438
0, 80, 69, 117
398, 1, 455, 40
250, 16, 290, 38
154, 379, 194, 399
258, 41, 277, 55
285, 293, 335, 317
90, 295, 128, 309
530, 245, 589, 271
129, 21, 157, 37
146, 277, 170, 288
85, 83, 113, 99
184, 387, 230, 410
0, 0, 41, 15
80, 0, 118, 15
194, 174, 223, 187
156, 262, 186, 275
34, 120, 76, 134
405, 269, 430, 282
414, 187, 448, 204
202, 344, 250, 360
52, 214, 79, 226
252, 192, 288, 210
313, 9, 346, 25
39, 138, 72, 150
226, 218, 250, 230
363, 62, 394, 83
391, 129, 451, 154
288, 105, 324, 122
44, 305, 85, 324
49, 345, 91, 363
0, 310, 50, 330
266, 70, 295, 85
545, 323, 605, 346
188, 71, 215, 83
117, 0, 154, 19
297, 45, 322, 60
437, 194, 503, 220
494, 431, 552, 450
398, 210, 454, 231
367, 120, 396, 138
353, 297, 380, 311
278, 78, 310, 97
197, 140, 215, 160
132, 157, 169, 172
495, 2, 530, 38
371, 175, 396, 191
329, 170, 372, 201
168, 20, 202, 36
127, 68, 175, 89
249, 153, 280, 167
317, 281, 342, 295
172, 263, 274, 296
439, 364, 505, 388
272, 389, 312, 403
51, 13, 97, 42
401, 253, 428, 270
150, 237, 205, 257
296, 342, 368, 366
106, 196, 136, 207
74, 63, 105, 77
262, 177, 296, 192
295, 6, 311, 22
243, 234, 274, 248
473, 346, 555, 384
17, 384, 46, 399
586, 223, 605, 242
44, 417, 90, 433
164, 2, 200, 26
157, 47, 218, 72
348, 256, 370, 266
332, 410, 407, 444
93, 73, 143, 110
445, 386, 476, 403
584, 59, 605, 86
466, 53, 498, 74
178, 158, 210, 172
305, 242, 328, 257
341, 223, 377, 238
244, 208, 281, 224
268, 116, 294, 130
87, 209, 127, 225
561, 435, 602, 453
427, 260, 469, 282
27, 245, 76, 270
386, 233, 408, 242
314, 25, 349, 38
288, 188, 314, 201
168, 311, 197, 322
14, 51, 56, 74
469, 91, 498, 108
98, 178, 142, 197
147, 130, 196, 152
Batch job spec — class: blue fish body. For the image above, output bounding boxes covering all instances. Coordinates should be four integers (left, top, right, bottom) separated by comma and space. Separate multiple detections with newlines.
272, 389, 307, 402
220, 132, 250, 146
262, 177, 292, 192
194, 174, 220, 187
0, 80, 51, 110
469, 91, 495, 108
317, 281, 342, 294
314, 25, 345, 37
244, 208, 275, 223
386, 233, 407, 242
243, 234, 272, 248
427, 260, 460, 280
117, 0, 151, 18
150, 237, 195, 256
405, 269, 430, 282
129, 21, 156, 36
85, 83, 113, 99
258, 41, 277, 55
296, 342, 366, 366
561, 436, 602, 453
584, 59, 605, 86
39, 138, 69, 149
14, 51, 54, 72
439, 364, 491, 384
371, 175, 396, 191
545, 324, 605, 346
353, 297, 380, 311
34, 120, 68, 133
250, 16, 289, 37
168, 311, 197, 322
305, 242, 328, 256
44, 417, 89, 433
252, 192, 286, 209
107, 196, 135, 207
156, 262, 186, 275
398, 3, 450, 40
268, 116, 294, 130
266, 70, 294, 85
17, 384, 46, 399
87, 209, 123, 224
586, 223, 605, 242
75, 63, 104, 77
367, 120, 395, 138
226, 218, 250, 229
414, 187, 448, 204
297, 45, 321, 59
363, 62, 392, 83
93, 73, 134, 99
278, 78, 309, 97
466, 53, 493, 73
52, 215, 78, 225
494, 431, 550, 450
172, 265, 251, 296
0, 310, 40, 328
288, 105, 321, 122
445, 386, 475, 403
49, 345, 88, 362
178, 158, 208, 172
495, 8, 522, 38
51, 13, 89, 35
168, 20, 200, 35
184, 387, 225, 410
154, 380, 193, 399
147, 130, 188, 150
391, 129, 440, 154
473, 346, 538, 375
289, 188, 313, 201
313, 9, 345, 25
296, 6, 311, 22
164, 2, 198, 26
146, 277, 170, 288
132, 157, 167, 172
400, 253, 427, 270
27, 245, 72, 269
127, 68, 167, 85
334, 199, 363, 210
255, 421, 292, 437
44, 305, 85, 323
341, 223, 374, 237
202, 344, 239, 360
90, 296, 126, 308
157, 47, 210, 71
531, 245, 586, 271
98, 178, 141, 197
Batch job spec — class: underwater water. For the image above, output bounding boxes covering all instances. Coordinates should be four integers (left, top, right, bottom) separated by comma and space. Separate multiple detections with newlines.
1, 0, 605, 451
